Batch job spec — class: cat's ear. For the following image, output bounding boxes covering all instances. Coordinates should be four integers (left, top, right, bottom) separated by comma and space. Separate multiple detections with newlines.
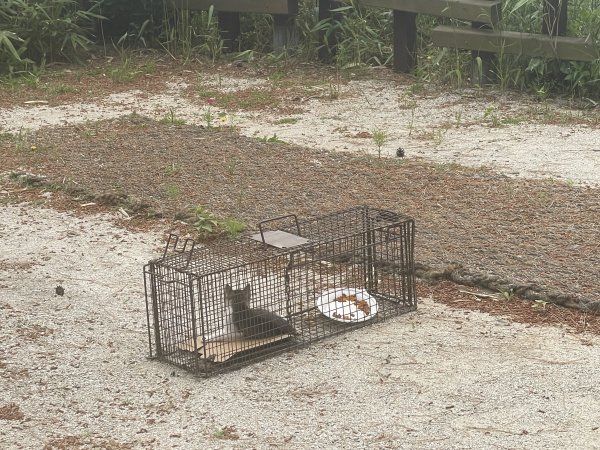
244, 284, 251, 293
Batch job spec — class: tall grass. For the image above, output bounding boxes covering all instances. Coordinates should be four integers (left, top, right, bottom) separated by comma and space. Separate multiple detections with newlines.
0, 0, 102, 75
159, 3, 224, 62
324, 0, 394, 68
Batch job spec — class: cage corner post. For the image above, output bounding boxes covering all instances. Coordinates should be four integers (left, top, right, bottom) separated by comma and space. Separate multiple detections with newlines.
406, 218, 417, 309
188, 275, 203, 374
147, 262, 163, 358
362, 207, 378, 293
284, 252, 296, 319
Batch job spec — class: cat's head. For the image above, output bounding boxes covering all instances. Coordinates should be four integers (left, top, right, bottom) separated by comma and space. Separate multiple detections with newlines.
224, 283, 251, 306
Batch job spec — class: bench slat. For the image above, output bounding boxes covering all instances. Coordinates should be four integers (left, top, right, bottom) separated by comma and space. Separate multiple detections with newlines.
170, 0, 299, 15
361, 0, 501, 24
431, 25, 598, 62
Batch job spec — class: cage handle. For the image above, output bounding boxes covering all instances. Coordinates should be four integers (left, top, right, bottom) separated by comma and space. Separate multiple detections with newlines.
160, 233, 196, 269
257, 214, 301, 243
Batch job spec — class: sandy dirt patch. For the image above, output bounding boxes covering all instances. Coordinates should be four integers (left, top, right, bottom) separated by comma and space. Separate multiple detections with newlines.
1, 73, 599, 185
1, 205, 600, 449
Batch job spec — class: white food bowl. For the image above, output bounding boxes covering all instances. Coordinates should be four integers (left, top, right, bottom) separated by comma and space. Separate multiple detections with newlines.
315, 288, 378, 323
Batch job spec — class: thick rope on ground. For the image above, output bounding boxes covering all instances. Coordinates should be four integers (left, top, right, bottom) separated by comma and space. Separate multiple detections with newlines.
415, 262, 600, 314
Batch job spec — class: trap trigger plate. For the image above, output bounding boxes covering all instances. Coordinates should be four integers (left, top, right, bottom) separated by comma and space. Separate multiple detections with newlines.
250, 230, 309, 249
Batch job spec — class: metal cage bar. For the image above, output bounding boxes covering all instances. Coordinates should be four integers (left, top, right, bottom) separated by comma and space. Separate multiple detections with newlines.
144, 207, 416, 377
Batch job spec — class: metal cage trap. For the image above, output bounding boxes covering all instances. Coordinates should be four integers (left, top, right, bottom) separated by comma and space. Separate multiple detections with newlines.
144, 206, 416, 377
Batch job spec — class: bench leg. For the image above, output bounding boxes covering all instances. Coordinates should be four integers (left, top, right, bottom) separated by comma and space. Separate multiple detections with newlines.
318, 0, 341, 62
273, 14, 298, 52
471, 22, 496, 86
392, 10, 417, 73
219, 12, 241, 52
542, 0, 568, 36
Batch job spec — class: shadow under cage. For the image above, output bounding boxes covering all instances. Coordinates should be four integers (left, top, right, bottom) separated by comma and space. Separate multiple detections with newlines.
144, 206, 416, 377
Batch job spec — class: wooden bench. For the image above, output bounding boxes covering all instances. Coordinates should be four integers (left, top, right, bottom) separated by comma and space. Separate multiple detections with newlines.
350, 0, 597, 84
170, 0, 299, 51
172, 0, 597, 81
358, 0, 502, 72
430, 0, 598, 83
363, 0, 502, 23
431, 26, 597, 62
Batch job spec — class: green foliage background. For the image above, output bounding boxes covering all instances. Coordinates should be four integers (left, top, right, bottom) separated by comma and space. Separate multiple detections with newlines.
0, 0, 104, 74
0, 0, 599, 98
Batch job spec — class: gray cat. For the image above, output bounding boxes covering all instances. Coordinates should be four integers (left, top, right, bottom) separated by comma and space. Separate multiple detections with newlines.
224, 284, 296, 339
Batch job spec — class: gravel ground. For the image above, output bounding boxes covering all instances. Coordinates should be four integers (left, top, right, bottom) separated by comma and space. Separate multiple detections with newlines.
2, 61, 600, 449
3, 115, 599, 307
1, 205, 600, 449
1, 66, 599, 185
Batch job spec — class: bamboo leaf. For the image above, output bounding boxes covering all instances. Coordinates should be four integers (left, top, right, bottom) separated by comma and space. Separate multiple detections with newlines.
0, 31, 24, 61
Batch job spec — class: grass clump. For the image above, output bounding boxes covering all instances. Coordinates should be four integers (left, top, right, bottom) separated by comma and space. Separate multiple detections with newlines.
177, 206, 247, 238
0, 0, 103, 75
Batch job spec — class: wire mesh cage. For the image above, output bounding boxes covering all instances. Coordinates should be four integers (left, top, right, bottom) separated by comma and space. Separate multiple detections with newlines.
144, 206, 416, 377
